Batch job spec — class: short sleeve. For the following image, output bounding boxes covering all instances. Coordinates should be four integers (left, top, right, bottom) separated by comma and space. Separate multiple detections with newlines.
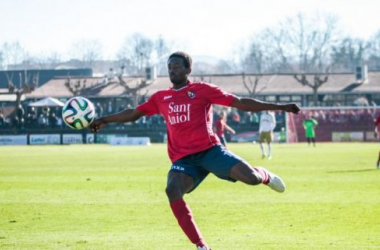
136, 93, 159, 116
202, 83, 236, 106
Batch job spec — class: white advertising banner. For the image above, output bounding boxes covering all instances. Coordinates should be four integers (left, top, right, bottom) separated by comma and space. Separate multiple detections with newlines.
110, 136, 151, 146
0, 135, 28, 145
86, 134, 94, 144
62, 134, 83, 144
332, 132, 364, 142
30, 134, 61, 145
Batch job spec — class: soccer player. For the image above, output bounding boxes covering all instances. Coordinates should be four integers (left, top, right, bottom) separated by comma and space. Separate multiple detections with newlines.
374, 112, 380, 169
213, 111, 235, 147
258, 111, 276, 159
302, 114, 318, 147
90, 52, 301, 250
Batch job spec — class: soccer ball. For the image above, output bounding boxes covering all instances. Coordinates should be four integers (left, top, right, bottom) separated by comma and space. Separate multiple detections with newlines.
62, 96, 95, 129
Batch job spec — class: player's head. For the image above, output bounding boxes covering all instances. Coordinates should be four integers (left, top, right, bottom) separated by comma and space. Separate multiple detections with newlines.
167, 51, 192, 85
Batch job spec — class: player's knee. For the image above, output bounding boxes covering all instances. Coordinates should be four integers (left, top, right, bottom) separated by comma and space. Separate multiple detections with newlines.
165, 184, 183, 200
245, 172, 262, 185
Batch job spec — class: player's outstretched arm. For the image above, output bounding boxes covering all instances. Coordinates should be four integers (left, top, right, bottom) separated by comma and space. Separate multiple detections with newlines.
90, 108, 145, 133
230, 97, 300, 114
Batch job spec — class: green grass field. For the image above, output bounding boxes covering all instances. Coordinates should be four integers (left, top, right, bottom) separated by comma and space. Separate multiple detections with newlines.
1, 143, 379, 250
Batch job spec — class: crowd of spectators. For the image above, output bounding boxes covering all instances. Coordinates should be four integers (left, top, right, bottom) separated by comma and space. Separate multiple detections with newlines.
0, 100, 286, 132
294, 108, 376, 128
0, 105, 64, 130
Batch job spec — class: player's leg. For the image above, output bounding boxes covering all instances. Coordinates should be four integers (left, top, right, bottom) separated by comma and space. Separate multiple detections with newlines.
267, 142, 272, 159
312, 137, 316, 147
267, 132, 273, 159
377, 150, 380, 169
307, 137, 311, 145
166, 164, 210, 249
166, 171, 194, 202
229, 161, 285, 192
219, 135, 227, 147
201, 145, 285, 193
259, 133, 266, 158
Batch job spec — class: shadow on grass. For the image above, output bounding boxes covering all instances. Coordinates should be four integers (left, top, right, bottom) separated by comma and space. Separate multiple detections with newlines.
327, 169, 378, 174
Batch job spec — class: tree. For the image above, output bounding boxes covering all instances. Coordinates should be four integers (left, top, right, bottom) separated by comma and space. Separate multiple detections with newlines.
266, 12, 340, 106
117, 66, 154, 107
275, 12, 339, 72
117, 33, 154, 75
241, 73, 265, 97
1, 41, 26, 69
367, 30, 380, 70
64, 78, 89, 97
154, 35, 171, 75
7, 71, 37, 117
293, 73, 328, 106
69, 39, 103, 68
331, 38, 369, 72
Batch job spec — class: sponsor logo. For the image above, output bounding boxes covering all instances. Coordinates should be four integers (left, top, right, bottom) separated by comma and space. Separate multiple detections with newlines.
187, 91, 195, 99
164, 95, 172, 100
168, 102, 191, 125
171, 165, 185, 171
31, 138, 46, 143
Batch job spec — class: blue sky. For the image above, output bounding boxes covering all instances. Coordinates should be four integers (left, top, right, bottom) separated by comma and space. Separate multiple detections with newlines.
1, 0, 380, 60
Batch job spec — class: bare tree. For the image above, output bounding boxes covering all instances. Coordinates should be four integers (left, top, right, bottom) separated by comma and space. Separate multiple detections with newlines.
69, 39, 103, 68
242, 73, 265, 97
1, 41, 26, 69
64, 78, 88, 96
331, 38, 369, 72
154, 35, 171, 75
266, 12, 340, 106
243, 29, 292, 73
117, 66, 154, 107
367, 30, 380, 70
7, 71, 37, 116
275, 12, 340, 73
117, 33, 154, 75
293, 73, 328, 106
241, 73, 278, 98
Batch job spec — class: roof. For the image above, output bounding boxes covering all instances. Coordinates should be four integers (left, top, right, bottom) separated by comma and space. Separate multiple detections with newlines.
25, 72, 380, 99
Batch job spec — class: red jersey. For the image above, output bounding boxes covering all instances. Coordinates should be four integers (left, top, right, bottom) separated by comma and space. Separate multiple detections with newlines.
137, 82, 236, 162
375, 113, 380, 133
214, 118, 226, 138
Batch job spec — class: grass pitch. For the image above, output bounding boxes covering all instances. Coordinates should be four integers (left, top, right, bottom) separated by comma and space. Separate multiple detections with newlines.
0, 143, 379, 250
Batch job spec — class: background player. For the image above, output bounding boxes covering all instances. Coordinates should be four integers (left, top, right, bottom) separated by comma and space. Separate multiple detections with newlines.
374, 112, 380, 169
258, 111, 276, 159
214, 111, 235, 147
90, 51, 300, 250
302, 113, 318, 146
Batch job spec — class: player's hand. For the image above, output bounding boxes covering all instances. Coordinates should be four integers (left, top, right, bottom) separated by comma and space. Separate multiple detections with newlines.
90, 118, 107, 133
283, 103, 301, 114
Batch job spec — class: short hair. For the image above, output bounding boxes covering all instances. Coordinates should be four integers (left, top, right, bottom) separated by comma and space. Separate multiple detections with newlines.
168, 51, 192, 69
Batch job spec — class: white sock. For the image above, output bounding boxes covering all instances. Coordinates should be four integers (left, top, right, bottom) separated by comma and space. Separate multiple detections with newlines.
268, 144, 272, 157
260, 143, 266, 156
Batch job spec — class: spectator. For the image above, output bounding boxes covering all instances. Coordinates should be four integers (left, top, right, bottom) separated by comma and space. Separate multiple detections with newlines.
95, 102, 103, 118
0, 112, 5, 127
107, 101, 113, 114
38, 113, 47, 127
49, 113, 59, 128
16, 104, 25, 121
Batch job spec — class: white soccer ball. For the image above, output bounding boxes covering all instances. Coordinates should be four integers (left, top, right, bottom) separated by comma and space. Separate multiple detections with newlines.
62, 96, 95, 129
